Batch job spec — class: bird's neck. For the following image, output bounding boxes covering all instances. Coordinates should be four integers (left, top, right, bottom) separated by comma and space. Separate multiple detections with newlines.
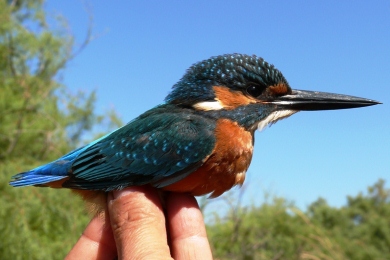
193, 103, 278, 133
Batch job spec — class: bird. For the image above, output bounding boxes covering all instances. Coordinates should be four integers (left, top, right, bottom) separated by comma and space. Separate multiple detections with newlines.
10, 53, 380, 204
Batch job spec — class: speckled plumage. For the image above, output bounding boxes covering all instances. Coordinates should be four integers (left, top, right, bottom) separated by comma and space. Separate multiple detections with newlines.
10, 53, 379, 197
166, 54, 289, 106
66, 105, 217, 190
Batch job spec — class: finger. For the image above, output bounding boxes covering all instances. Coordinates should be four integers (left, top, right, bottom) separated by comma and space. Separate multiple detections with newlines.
166, 193, 213, 260
108, 186, 172, 260
66, 211, 117, 260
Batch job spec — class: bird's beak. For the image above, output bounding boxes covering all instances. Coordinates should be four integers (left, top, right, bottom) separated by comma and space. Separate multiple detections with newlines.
272, 89, 381, 111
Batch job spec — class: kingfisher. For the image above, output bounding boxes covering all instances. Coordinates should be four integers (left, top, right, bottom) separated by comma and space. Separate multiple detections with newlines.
10, 54, 379, 201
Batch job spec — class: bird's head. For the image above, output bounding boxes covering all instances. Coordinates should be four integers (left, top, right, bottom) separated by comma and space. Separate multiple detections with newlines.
165, 54, 379, 131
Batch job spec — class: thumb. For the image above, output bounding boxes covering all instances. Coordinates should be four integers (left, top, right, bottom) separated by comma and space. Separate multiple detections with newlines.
107, 186, 172, 260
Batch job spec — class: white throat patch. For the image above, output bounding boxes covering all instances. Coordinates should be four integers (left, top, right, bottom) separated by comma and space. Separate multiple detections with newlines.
257, 110, 298, 131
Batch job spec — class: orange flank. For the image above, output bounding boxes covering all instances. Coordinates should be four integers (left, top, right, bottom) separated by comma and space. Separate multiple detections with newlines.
164, 118, 253, 197
213, 86, 257, 109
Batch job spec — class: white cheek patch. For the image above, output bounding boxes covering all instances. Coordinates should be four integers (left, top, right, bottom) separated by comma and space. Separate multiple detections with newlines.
257, 110, 298, 131
193, 100, 224, 111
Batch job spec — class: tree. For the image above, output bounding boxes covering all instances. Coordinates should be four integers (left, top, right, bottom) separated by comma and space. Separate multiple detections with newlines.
207, 195, 345, 259
207, 180, 390, 260
2, 2, 388, 259
0, 1, 120, 259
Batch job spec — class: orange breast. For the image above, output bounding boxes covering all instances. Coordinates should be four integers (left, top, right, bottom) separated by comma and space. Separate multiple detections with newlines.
164, 119, 253, 197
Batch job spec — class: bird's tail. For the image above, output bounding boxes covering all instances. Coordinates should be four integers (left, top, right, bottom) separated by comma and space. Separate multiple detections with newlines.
9, 146, 85, 188
10, 162, 70, 187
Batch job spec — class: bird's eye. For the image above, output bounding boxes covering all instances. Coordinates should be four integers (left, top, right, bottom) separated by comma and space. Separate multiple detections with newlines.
246, 84, 265, 97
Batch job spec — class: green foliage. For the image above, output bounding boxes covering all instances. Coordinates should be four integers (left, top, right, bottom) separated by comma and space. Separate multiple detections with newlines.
207, 197, 343, 259
0, 161, 89, 259
309, 179, 390, 259
1, 2, 388, 259
0, 1, 121, 259
207, 180, 390, 260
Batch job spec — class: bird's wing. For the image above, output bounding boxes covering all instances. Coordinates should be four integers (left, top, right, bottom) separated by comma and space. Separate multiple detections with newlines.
63, 108, 216, 191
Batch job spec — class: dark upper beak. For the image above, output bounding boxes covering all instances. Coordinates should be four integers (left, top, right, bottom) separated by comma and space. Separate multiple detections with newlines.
272, 89, 381, 111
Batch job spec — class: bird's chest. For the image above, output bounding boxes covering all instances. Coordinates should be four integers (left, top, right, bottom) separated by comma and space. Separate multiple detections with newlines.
164, 119, 253, 197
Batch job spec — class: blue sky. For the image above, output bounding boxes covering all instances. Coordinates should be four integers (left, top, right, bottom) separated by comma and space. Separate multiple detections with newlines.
46, 1, 389, 210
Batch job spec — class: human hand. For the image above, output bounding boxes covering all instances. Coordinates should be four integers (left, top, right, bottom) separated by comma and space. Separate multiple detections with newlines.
66, 186, 213, 259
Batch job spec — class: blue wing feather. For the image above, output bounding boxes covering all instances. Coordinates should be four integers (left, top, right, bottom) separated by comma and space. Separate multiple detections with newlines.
11, 104, 215, 191
64, 105, 216, 190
